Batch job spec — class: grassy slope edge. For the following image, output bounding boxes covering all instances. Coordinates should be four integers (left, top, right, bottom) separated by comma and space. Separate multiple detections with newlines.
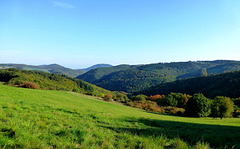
0, 84, 240, 148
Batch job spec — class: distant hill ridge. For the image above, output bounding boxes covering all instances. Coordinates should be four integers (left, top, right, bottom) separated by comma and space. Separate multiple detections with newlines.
82, 64, 112, 72
76, 60, 240, 93
0, 63, 112, 77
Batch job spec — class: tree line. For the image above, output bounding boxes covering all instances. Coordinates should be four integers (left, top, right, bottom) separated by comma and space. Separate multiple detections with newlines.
125, 92, 240, 118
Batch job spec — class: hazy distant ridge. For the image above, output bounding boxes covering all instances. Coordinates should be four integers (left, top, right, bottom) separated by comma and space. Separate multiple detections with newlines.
0, 63, 112, 77
82, 64, 113, 72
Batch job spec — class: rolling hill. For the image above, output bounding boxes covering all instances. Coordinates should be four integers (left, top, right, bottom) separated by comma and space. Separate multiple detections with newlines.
76, 64, 132, 83
136, 70, 240, 99
0, 68, 113, 97
82, 64, 113, 72
76, 60, 240, 93
0, 83, 240, 148
0, 63, 112, 78
37, 64, 86, 77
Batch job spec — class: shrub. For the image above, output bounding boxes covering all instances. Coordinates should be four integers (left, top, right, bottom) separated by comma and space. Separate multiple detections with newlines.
158, 93, 178, 107
193, 141, 210, 149
185, 93, 211, 117
132, 94, 147, 102
19, 82, 40, 89
233, 110, 240, 118
160, 107, 185, 116
103, 94, 112, 102
178, 93, 191, 108
148, 94, 163, 101
48, 87, 56, 90
114, 93, 129, 103
0, 70, 19, 82
126, 102, 134, 107
72, 88, 80, 93
86, 92, 93, 96
169, 108, 185, 116
233, 97, 240, 107
99, 93, 105, 98
126, 101, 165, 113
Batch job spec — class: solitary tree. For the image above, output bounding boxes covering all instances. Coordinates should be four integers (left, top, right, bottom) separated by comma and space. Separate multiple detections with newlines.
185, 93, 211, 117
201, 68, 208, 76
211, 96, 234, 119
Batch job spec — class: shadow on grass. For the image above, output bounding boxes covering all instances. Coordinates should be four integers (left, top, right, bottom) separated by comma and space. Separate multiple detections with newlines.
101, 116, 240, 148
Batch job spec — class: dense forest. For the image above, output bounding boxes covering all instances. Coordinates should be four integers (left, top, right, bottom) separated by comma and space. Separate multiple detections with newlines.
136, 70, 240, 99
77, 60, 240, 93
76, 64, 133, 82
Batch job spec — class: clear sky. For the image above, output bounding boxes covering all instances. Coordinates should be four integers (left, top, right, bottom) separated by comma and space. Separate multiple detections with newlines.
0, 0, 240, 69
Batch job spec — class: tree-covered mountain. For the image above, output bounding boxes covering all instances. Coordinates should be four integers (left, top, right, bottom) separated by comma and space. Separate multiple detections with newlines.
0, 68, 113, 97
136, 70, 240, 99
76, 60, 240, 93
0, 63, 113, 78
37, 64, 86, 77
76, 64, 133, 83
82, 64, 113, 72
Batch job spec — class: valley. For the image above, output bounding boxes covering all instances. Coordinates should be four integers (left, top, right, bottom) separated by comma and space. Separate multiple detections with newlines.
1, 60, 240, 148
2, 1, 240, 148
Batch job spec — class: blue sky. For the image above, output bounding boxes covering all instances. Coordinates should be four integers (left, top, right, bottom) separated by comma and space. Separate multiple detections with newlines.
0, 0, 240, 68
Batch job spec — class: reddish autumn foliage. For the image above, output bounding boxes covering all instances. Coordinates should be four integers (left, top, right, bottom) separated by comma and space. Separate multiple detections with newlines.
103, 94, 113, 102
148, 94, 163, 101
126, 101, 165, 113
19, 82, 40, 89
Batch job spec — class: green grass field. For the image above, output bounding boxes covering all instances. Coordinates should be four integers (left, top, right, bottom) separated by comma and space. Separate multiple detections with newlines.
0, 83, 240, 148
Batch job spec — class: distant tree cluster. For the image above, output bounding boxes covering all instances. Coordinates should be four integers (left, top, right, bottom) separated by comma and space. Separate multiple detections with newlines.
137, 70, 240, 99
128, 92, 237, 118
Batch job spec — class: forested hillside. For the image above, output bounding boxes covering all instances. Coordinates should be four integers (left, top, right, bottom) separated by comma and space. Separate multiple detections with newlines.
0, 64, 85, 77
0, 68, 113, 97
82, 64, 113, 72
77, 60, 240, 93
37, 64, 85, 77
0, 63, 113, 78
136, 70, 240, 98
76, 64, 133, 83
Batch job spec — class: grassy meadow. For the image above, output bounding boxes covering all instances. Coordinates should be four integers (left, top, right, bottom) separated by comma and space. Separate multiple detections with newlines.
0, 83, 240, 148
